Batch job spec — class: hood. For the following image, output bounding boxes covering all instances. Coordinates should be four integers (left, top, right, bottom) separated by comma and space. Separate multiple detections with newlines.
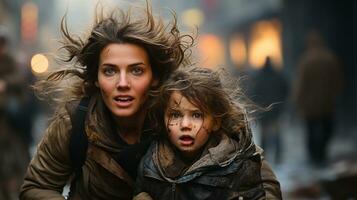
153, 130, 257, 180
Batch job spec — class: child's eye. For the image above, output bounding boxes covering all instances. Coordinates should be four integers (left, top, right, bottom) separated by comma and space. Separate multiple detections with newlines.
131, 66, 144, 75
103, 67, 116, 76
169, 111, 181, 119
192, 112, 203, 119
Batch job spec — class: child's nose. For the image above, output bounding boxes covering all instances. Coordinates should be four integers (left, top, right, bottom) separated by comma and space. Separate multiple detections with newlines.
180, 116, 192, 130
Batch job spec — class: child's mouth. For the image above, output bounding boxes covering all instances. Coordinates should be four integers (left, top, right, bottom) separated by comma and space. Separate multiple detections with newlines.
179, 135, 194, 146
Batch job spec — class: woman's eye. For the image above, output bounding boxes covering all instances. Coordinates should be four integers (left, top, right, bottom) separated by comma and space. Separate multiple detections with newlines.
131, 66, 144, 75
192, 112, 203, 119
103, 68, 116, 76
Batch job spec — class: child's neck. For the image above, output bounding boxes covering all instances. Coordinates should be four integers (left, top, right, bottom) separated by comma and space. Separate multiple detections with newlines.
176, 133, 221, 163
178, 149, 203, 164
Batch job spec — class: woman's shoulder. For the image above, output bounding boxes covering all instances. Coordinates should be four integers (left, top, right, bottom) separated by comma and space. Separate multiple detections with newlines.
41, 103, 73, 145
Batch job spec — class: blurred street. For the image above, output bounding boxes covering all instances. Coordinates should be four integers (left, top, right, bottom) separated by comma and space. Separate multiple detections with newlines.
252, 111, 357, 199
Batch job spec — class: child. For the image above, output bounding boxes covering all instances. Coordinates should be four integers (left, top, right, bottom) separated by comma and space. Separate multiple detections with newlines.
134, 67, 282, 200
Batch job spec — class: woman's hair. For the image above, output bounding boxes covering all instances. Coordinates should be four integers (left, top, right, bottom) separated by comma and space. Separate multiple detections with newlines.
150, 67, 253, 149
34, 2, 194, 103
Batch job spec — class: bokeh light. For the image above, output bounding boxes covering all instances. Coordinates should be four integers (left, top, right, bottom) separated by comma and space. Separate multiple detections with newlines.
230, 34, 247, 68
31, 54, 49, 74
197, 34, 225, 69
248, 19, 282, 69
182, 8, 205, 28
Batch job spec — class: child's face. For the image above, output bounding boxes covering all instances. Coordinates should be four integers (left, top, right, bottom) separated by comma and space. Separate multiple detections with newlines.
165, 91, 218, 159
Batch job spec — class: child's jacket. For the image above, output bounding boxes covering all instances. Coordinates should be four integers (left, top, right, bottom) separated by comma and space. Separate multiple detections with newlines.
134, 133, 282, 200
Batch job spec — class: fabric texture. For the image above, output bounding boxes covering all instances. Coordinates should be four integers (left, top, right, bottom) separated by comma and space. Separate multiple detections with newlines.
20, 96, 139, 200
134, 132, 282, 200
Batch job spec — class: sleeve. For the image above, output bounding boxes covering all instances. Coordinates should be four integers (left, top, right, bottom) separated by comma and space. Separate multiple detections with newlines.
132, 192, 154, 200
19, 110, 74, 200
260, 159, 282, 199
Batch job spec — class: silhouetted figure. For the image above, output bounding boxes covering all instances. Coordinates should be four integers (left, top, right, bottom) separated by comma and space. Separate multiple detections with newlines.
251, 56, 288, 164
0, 33, 30, 200
293, 31, 344, 166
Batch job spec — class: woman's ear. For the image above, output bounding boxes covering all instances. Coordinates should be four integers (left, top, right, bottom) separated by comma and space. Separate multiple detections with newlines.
151, 77, 159, 87
95, 81, 99, 88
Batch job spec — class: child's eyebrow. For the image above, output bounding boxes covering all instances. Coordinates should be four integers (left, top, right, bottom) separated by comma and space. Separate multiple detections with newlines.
168, 107, 202, 113
173, 99, 181, 106
167, 107, 179, 111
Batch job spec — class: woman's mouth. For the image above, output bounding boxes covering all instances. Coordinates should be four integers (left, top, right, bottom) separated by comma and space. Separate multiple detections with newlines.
179, 135, 194, 146
114, 96, 134, 107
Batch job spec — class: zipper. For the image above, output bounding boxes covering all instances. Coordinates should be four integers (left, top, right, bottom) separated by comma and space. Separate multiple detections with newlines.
171, 182, 176, 200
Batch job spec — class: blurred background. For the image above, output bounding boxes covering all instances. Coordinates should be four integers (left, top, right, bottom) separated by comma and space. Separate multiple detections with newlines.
0, 0, 356, 199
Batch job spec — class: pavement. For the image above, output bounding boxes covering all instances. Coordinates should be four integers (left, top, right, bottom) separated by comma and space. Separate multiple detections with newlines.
252, 112, 357, 199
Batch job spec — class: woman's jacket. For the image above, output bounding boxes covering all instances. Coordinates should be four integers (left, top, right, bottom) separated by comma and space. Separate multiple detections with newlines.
20, 98, 136, 200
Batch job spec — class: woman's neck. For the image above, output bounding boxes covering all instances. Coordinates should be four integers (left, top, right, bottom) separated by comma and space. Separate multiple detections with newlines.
113, 111, 147, 145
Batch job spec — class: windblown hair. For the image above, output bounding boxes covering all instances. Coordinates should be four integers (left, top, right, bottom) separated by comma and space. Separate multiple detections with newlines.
150, 67, 254, 149
34, 2, 194, 103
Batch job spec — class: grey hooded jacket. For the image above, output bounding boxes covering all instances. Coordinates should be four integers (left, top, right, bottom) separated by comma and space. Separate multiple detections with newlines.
134, 133, 282, 200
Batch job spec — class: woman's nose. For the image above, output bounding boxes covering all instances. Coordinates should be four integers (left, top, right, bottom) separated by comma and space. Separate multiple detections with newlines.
116, 72, 130, 89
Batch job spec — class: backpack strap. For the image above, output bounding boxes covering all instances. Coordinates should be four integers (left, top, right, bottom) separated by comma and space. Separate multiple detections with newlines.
68, 97, 90, 194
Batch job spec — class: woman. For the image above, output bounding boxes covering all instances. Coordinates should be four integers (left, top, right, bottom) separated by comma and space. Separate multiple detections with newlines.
20, 3, 193, 200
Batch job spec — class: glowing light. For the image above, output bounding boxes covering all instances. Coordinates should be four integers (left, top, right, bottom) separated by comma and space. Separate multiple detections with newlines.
248, 19, 282, 69
21, 2, 38, 42
197, 34, 225, 69
230, 34, 247, 68
31, 54, 49, 74
182, 8, 205, 28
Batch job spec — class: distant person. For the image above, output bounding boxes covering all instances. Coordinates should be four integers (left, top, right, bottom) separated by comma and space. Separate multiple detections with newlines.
251, 56, 288, 164
133, 67, 282, 200
0, 32, 30, 200
293, 31, 344, 166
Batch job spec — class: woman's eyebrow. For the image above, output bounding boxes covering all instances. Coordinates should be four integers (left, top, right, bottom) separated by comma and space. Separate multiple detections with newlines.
100, 62, 145, 67
100, 63, 116, 67
128, 62, 145, 67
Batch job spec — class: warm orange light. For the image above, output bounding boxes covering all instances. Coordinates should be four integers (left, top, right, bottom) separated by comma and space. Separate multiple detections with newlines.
197, 34, 225, 69
230, 34, 247, 68
248, 19, 282, 69
31, 54, 49, 74
21, 2, 38, 42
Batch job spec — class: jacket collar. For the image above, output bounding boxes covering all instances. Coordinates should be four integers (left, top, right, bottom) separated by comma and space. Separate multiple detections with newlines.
153, 131, 257, 179
85, 95, 155, 152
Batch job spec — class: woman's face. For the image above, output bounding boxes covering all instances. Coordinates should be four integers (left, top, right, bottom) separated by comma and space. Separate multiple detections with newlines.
96, 43, 156, 119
